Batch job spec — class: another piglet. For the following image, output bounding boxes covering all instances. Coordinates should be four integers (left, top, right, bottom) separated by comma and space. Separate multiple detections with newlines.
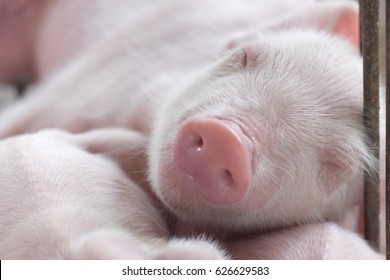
0, 0, 43, 83
0, 128, 227, 259
226, 223, 384, 260
0, 0, 157, 83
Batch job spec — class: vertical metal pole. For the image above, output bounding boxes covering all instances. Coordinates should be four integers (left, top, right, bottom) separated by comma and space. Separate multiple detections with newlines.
386, 0, 390, 260
360, 0, 381, 249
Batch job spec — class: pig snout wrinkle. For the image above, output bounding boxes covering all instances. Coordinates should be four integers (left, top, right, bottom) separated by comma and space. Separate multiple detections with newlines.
173, 118, 252, 204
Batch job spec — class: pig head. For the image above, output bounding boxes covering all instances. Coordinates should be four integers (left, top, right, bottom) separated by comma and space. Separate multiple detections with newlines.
148, 10, 375, 235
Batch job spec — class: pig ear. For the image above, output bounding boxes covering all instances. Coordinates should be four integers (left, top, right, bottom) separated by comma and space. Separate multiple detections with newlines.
71, 129, 148, 178
311, 2, 359, 50
319, 141, 375, 193
267, 2, 360, 50
320, 149, 355, 193
220, 41, 265, 72
72, 128, 146, 155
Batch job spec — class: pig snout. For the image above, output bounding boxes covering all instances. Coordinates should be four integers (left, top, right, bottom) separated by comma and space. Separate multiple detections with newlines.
173, 118, 252, 204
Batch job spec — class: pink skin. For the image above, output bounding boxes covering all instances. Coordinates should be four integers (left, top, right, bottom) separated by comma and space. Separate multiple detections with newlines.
0, 0, 157, 83
151, 31, 370, 236
0, 0, 316, 135
174, 118, 252, 204
0, 0, 382, 258
226, 222, 384, 260
0, 129, 227, 259
0, 0, 44, 83
0, 128, 381, 259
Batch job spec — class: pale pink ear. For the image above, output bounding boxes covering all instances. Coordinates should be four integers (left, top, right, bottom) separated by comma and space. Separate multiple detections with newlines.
72, 128, 146, 156
310, 2, 359, 50
71, 128, 148, 185
320, 157, 353, 193
219, 41, 266, 73
266, 1, 360, 50
330, 5, 359, 50
319, 147, 360, 193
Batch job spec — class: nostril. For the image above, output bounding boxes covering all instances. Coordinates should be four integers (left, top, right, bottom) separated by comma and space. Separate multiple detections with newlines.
190, 135, 204, 151
173, 117, 252, 204
222, 169, 233, 186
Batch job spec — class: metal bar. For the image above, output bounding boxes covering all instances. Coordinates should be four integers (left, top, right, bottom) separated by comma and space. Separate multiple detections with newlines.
360, 0, 381, 249
386, 0, 390, 260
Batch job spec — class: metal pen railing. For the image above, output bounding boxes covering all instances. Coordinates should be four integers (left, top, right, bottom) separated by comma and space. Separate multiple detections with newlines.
360, 0, 381, 251
360, 0, 389, 259
385, 0, 390, 261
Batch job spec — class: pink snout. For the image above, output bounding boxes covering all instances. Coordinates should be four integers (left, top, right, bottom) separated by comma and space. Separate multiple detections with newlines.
173, 118, 252, 204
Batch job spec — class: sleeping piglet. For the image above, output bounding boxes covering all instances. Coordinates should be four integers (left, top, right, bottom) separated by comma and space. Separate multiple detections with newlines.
148, 5, 373, 237
226, 222, 384, 260
0, 0, 378, 251
0, 128, 227, 259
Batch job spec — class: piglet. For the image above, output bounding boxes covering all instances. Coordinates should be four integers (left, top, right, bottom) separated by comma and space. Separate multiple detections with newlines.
0, 0, 42, 83
0, 0, 156, 83
226, 222, 384, 260
0, 128, 227, 259
149, 6, 373, 238
0, 0, 374, 243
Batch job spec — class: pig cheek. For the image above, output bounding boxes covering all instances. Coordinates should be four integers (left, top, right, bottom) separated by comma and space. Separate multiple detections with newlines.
243, 169, 283, 210
156, 150, 201, 212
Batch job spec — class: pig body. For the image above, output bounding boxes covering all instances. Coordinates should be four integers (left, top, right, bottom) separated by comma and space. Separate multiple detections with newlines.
0, 0, 310, 83
227, 222, 384, 260
0, 0, 319, 134
0, 128, 380, 259
0, 128, 227, 259
0, 0, 379, 255
0, 0, 157, 82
